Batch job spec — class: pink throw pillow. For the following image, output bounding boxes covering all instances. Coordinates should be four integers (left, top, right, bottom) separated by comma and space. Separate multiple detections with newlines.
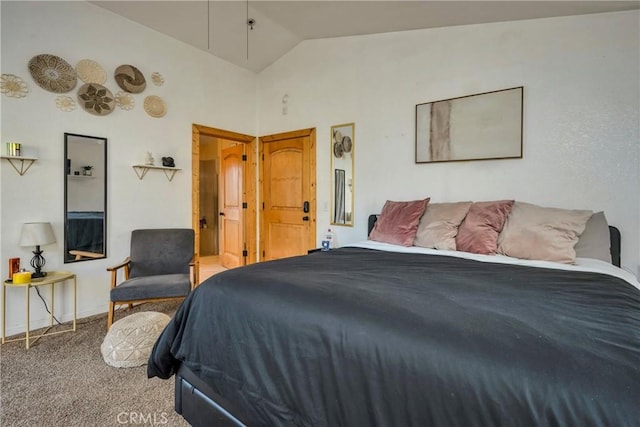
369, 198, 430, 246
456, 200, 514, 255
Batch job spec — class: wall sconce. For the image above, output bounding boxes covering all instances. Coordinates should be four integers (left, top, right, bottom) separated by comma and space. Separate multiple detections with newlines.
19, 222, 56, 278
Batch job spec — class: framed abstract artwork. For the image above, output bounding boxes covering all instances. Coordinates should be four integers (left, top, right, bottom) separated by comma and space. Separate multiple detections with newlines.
416, 87, 523, 163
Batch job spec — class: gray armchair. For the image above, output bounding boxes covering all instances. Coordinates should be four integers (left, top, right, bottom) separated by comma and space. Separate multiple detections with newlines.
106, 229, 199, 329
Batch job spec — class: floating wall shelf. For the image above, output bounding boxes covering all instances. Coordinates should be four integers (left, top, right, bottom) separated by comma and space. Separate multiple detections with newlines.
1, 155, 37, 176
132, 164, 181, 182
68, 174, 96, 180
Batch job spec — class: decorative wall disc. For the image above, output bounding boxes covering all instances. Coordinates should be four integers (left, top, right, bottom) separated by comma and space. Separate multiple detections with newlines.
342, 136, 352, 153
114, 64, 146, 93
115, 91, 135, 110
1, 74, 29, 98
55, 95, 77, 112
151, 72, 164, 86
28, 54, 77, 93
333, 141, 344, 158
143, 95, 167, 118
76, 59, 107, 84
77, 83, 115, 116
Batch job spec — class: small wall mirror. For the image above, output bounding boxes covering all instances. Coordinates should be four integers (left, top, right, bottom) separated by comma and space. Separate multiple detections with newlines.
330, 123, 354, 226
64, 133, 107, 263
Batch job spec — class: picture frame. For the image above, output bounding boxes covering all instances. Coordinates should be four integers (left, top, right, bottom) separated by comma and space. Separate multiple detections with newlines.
415, 86, 523, 163
8, 257, 20, 280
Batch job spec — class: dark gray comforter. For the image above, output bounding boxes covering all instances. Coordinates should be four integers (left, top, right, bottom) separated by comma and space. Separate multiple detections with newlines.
148, 248, 640, 426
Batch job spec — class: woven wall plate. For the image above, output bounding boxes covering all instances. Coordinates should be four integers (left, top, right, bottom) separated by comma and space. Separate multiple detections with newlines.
28, 54, 77, 93
143, 95, 167, 118
77, 83, 115, 116
115, 91, 135, 110
342, 136, 352, 153
76, 59, 107, 84
1, 74, 29, 98
114, 64, 146, 93
151, 72, 164, 86
55, 95, 76, 112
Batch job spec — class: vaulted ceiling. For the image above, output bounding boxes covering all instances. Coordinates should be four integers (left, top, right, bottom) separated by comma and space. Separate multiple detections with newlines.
91, 1, 640, 73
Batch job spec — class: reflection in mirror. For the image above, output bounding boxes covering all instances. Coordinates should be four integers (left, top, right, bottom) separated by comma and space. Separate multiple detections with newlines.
64, 133, 107, 263
330, 123, 354, 226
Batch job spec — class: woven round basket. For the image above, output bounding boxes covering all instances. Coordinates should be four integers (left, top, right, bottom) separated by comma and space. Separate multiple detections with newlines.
144, 95, 167, 118
28, 54, 77, 93
76, 59, 107, 84
77, 83, 115, 116
114, 64, 146, 93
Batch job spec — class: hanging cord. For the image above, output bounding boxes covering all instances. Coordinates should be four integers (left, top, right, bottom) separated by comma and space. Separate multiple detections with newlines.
246, 0, 249, 60
35, 287, 62, 325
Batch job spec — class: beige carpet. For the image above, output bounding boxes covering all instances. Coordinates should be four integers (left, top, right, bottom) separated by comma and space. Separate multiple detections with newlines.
0, 301, 189, 427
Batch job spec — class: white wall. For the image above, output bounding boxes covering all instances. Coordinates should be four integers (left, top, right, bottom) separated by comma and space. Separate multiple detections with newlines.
0, 1, 256, 335
2, 4, 638, 336
257, 11, 640, 276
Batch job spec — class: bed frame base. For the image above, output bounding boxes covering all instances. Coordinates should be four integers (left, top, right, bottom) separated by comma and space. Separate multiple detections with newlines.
175, 364, 248, 427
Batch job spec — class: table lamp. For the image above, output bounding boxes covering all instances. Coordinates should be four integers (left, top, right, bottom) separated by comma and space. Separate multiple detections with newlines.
19, 222, 56, 278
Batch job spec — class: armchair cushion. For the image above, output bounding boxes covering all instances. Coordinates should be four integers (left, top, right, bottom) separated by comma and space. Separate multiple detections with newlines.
129, 229, 194, 278
110, 274, 191, 302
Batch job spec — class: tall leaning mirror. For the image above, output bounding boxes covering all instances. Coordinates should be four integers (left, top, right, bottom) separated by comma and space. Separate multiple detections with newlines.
330, 123, 354, 226
64, 133, 107, 263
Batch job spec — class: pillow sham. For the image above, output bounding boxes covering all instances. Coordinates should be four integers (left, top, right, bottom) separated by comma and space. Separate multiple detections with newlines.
414, 202, 473, 250
456, 200, 514, 255
369, 198, 429, 246
574, 211, 611, 263
497, 202, 592, 264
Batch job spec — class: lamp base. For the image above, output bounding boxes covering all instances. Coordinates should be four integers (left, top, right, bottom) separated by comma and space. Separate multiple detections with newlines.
31, 271, 47, 279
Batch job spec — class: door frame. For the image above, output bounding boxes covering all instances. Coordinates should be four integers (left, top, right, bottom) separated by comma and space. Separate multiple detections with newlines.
192, 124, 257, 265
259, 127, 317, 260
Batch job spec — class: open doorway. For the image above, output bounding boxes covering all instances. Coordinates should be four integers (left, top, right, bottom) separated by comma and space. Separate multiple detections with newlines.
192, 124, 257, 282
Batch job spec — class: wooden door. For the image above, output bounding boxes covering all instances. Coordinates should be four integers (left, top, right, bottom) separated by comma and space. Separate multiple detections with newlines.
199, 159, 218, 256
220, 144, 244, 268
261, 128, 316, 261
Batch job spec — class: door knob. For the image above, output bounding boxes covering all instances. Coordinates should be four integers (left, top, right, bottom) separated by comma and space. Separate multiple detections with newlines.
219, 212, 225, 216
302, 216, 309, 221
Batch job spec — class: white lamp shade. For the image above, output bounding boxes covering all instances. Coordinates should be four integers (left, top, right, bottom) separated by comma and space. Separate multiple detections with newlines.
19, 222, 56, 247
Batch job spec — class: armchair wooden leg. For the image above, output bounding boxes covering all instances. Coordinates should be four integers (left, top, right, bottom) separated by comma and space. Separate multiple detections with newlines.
128, 303, 133, 310
107, 301, 115, 330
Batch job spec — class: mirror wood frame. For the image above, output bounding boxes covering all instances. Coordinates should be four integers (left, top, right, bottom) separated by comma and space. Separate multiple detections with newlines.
330, 123, 354, 227
63, 133, 107, 263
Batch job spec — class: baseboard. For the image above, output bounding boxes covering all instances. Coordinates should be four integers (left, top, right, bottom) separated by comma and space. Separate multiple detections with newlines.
3, 304, 106, 338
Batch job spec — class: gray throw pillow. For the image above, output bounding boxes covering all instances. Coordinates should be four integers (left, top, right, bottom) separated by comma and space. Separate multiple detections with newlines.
574, 211, 612, 263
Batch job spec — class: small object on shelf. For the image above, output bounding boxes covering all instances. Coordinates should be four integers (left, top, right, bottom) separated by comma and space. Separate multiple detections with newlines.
74, 171, 80, 175
145, 152, 155, 166
8, 258, 20, 280
161, 156, 174, 167
12, 270, 31, 284
6, 142, 21, 156
82, 165, 93, 176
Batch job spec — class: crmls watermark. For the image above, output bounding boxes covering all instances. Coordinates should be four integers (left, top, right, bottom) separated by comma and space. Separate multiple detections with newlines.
116, 411, 169, 425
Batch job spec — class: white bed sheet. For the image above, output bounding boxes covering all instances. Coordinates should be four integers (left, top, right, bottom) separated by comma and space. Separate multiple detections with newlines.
346, 240, 640, 291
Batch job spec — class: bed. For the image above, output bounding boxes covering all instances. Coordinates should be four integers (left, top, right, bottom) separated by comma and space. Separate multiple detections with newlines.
148, 208, 640, 427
